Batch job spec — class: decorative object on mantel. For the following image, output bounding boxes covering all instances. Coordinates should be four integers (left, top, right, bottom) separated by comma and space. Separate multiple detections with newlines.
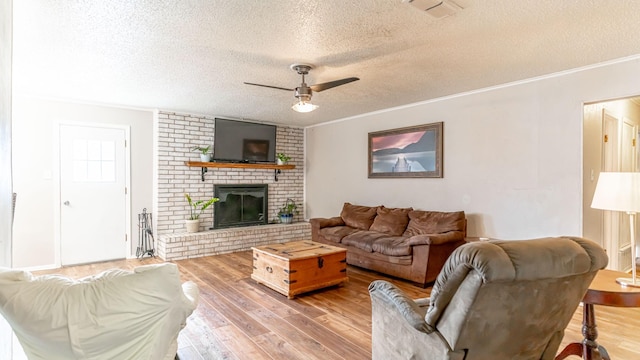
185, 193, 219, 233
368, 122, 443, 178
278, 198, 299, 224
192, 146, 212, 162
276, 153, 291, 165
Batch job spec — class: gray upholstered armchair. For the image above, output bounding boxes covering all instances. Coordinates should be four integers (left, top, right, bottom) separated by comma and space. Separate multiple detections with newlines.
369, 236, 608, 360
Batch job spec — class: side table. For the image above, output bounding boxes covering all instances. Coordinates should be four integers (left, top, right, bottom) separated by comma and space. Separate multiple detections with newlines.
555, 269, 640, 360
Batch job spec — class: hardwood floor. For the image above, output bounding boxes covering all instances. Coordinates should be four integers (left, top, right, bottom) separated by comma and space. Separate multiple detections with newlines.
33, 252, 640, 360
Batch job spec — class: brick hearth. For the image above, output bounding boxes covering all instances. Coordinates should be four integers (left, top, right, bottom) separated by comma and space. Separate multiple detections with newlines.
158, 222, 311, 260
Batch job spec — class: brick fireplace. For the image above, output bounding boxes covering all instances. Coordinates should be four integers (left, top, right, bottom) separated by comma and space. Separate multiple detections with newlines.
213, 184, 268, 229
153, 111, 309, 260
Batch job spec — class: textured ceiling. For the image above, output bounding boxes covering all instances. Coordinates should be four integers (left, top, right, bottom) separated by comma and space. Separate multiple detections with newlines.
12, 0, 640, 127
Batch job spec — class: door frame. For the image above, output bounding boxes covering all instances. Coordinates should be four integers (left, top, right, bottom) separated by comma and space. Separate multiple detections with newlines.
53, 121, 131, 267
601, 109, 621, 269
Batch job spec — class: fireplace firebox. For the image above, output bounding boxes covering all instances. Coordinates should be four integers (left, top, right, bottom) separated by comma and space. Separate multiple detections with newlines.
213, 184, 268, 229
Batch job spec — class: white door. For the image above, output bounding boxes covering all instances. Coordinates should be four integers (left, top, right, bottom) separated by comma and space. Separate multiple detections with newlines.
601, 110, 620, 269
621, 118, 636, 172
600, 111, 637, 271
619, 118, 637, 271
60, 124, 127, 265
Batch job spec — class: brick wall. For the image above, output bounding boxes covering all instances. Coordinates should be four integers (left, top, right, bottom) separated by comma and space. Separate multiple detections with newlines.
158, 222, 311, 260
153, 111, 305, 259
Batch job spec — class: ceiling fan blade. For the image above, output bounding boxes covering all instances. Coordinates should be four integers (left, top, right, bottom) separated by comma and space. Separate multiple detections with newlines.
310, 77, 359, 92
244, 82, 294, 91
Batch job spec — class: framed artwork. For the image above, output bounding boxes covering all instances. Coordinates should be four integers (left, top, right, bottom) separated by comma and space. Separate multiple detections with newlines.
368, 122, 443, 178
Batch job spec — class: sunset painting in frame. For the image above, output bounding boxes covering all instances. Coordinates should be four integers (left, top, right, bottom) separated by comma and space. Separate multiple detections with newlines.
368, 122, 443, 178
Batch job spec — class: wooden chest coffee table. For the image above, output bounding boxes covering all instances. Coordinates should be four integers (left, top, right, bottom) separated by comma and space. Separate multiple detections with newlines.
251, 240, 348, 299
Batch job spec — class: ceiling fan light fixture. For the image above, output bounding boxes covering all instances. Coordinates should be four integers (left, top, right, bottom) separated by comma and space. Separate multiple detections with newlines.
244, 63, 358, 114
403, 0, 463, 18
292, 101, 319, 113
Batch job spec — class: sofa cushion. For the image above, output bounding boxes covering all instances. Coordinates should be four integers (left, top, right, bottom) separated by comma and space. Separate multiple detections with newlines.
403, 210, 466, 237
369, 206, 412, 236
372, 237, 413, 256
342, 231, 393, 252
318, 226, 360, 243
340, 203, 378, 230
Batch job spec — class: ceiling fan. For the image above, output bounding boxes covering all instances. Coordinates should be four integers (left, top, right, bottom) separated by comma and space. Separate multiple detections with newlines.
244, 64, 359, 113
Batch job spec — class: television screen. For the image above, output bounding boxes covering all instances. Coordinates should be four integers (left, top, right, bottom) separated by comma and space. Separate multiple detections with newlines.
212, 118, 276, 163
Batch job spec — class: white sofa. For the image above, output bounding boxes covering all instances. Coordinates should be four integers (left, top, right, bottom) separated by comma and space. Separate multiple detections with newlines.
0, 263, 198, 360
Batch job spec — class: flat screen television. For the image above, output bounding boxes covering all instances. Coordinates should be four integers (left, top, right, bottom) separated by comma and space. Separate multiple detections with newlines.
212, 118, 277, 163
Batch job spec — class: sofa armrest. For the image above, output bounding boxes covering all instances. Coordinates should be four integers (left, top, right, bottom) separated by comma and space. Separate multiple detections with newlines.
182, 281, 199, 310
406, 231, 465, 246
310, 216, 345, 229
310, 217, 345, 242
368, 280, 433, 333
414, 297, 431, 308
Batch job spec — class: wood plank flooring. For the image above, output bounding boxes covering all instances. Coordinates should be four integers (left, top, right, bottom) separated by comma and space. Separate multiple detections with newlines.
33, 251, 640, 360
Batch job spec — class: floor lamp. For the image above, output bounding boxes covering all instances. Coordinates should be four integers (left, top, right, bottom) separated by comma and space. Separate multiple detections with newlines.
591, 172, 640, 287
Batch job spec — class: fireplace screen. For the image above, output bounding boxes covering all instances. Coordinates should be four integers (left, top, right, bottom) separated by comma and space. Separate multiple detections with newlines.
213, 184, 267, 229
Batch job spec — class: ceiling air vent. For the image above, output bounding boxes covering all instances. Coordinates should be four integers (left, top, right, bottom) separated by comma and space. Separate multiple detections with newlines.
402, 0, 463, 18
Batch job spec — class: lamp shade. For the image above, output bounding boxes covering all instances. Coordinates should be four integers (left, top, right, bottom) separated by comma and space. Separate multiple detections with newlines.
591, 172, 640, 212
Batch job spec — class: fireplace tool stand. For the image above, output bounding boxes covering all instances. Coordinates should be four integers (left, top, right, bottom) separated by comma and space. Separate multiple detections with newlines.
136, 208, 155, 258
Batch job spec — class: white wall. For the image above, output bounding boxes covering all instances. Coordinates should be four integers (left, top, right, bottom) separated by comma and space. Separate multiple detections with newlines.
306, 56, 640, 240
1, 0, 13, 268
0, 0, 13, 358
11, 97, 153, 268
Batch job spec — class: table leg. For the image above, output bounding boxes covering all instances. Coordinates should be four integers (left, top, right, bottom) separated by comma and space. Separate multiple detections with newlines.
555, 342, 582, 359
582, 303, 600, 360
555, 303, 610, 360
597, 345, 610, 360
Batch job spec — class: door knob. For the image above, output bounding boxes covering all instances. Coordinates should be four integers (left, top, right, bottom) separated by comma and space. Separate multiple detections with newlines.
63, 201, 70, 206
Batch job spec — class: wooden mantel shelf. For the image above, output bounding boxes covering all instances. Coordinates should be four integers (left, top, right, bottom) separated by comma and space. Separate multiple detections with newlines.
185, 161, 295, 170
185, 161, 295, 181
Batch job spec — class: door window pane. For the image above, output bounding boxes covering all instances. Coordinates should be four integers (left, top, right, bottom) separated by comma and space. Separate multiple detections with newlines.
72, 140, 87, 160
72, 161, 87, 182
71, 139, 117, 182
87, 140, 101, 161
101, 161, 115, 182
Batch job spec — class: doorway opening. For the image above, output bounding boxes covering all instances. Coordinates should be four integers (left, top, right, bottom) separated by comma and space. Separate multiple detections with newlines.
583, 96, 640, 271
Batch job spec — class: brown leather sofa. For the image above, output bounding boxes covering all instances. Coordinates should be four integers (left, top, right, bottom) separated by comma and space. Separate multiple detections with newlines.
310, 203, 466, 287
